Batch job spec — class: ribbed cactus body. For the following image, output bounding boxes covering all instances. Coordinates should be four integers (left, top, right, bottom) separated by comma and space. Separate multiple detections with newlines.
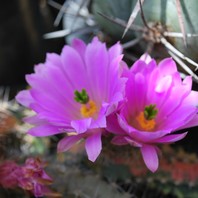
93, 0, 198, 61
92, 0, 136, 40
134, 0, 198, 61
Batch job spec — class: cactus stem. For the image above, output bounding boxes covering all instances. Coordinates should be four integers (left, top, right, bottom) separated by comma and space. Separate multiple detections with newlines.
161, 37, 198, 71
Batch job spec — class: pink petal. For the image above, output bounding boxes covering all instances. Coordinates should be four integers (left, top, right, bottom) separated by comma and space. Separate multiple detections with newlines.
156, 132, 187, 143
125, 137, 142, 147
158, 85, 191, 120
182, 90, 198, 106
15, 90, 34, 107
85, 131, 102, 162
134, 73, 146, 112
162, 105, 196, 130
179, 114, 198, 130
108, 42, 122, 61
149, 75, 173, 108
28, 125, 62, 136
30, 89, 68, 115
130, 129, 170, 143
90, 113, 106, 129
117, 114, 133, 134
120, 61, 130, 77
23, 115, 46, 125
106, 114, 126, 135
116, 113, 171, 142
130, 60, 147, 73
140, 145, 159, 172
71, 118, 92, 134
107, 55, 126, 101
155, 75, 172, 93
183, 76, 192, 89
34, 110, 71, 126
158, 58, 177, 75
111, 136, 128, 145
85, 38, 108, 101
61, 45, 87, 90
71, 38, 86, 58
140, 53, 152, 64
124, 73, 137, 113
46, 52, 62, 67
57, 134, 84, 152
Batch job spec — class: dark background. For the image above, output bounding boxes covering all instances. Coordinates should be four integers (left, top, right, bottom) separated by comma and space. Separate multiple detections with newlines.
0, 0, 65, 95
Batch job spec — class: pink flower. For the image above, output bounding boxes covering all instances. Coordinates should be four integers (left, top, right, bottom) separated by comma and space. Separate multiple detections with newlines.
0, 158, 54, 198
16, 37, 126, 161
18, 158, 53, 198
0, 161, 21, 188
107, 54, 198, 172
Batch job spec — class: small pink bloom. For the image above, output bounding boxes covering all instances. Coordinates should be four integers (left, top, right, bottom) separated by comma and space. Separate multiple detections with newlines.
0, 161, 21, 188
16, 37, 126, 161
18, 158, 53, 197
107, 55, 198, 172
0, 158, 54, 198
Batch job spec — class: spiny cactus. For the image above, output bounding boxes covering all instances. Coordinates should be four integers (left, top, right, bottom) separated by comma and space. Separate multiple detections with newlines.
92, 0, 198, 80
98, 143, 198, 198
92, 0, 136, 41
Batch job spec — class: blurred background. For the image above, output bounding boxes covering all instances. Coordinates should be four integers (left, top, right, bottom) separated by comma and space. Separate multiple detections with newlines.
0, 0, 65, 95
1, 0, 198, 197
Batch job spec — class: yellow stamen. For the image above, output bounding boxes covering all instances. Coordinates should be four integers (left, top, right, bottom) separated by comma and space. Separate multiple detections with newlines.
80, 100, 97, 118
136, 111, 156, 131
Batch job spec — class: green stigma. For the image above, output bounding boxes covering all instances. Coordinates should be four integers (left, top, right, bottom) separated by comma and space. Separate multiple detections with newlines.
144, 104, 158, 120
74, 89, 89, 104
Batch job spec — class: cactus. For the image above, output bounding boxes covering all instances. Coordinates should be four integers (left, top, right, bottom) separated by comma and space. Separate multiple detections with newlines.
92, 0, 198, 65
133, 0, 198, 62
98, 143, 198, 198
92, 0, 136, 40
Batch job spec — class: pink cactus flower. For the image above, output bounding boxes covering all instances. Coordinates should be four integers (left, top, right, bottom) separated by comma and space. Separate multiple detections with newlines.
16, 37, 126, 162
0, 158, 55, 198
107, 54, 198, 172
18, 158, 53, 198
0, 161, 21, 188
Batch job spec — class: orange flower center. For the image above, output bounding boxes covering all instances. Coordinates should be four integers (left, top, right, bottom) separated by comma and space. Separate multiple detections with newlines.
135, 111, 156, 131
80, 100, 98, 118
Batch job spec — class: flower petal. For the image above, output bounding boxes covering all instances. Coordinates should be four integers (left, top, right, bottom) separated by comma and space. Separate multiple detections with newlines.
57, 134, 84, 152
158, 58, 177, 75
156, 132, 187, 143
61, 45, 87, 90
85, 131, 102, 162
106, 114, 126, 135
130, 60, 147, 73
111, 136, 129, 145
179, 114, 198, 130
71, 38, 86, 58
23, 115, 46, 125
71, 118, 92, 134
90, 114, 106, 129
46, 53, 62, 67
125, 137, 142, 147
108, 42, 122, 61
140, 145, 159, 172
140, 53, 152, 64
16, 90, 34, 107
85, 37, 108, 101
28, 125, 61, 136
